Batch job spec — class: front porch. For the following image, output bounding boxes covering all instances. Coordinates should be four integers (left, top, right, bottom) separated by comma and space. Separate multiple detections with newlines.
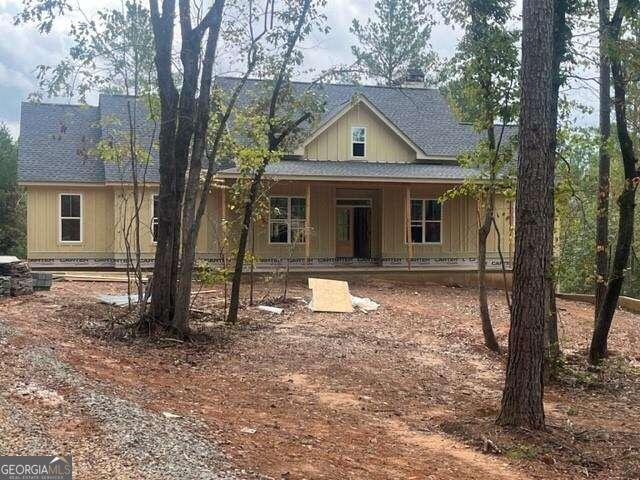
219, 160, 514, 272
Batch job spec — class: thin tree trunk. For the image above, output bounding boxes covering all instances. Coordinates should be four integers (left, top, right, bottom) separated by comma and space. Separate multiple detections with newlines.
226, 0, 313, 324
227, 170, 265, 323
497, 0, 555, 430
590, 2, 637, 362
491, 216, 512, 310
595, 0, 611, 321
478, 197, 500, 352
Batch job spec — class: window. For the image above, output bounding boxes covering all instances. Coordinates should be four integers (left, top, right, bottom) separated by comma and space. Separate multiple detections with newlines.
59, 194, 82, 242
351, 126, 366, 157
152, 195, 159, 243
269, 196, 306, 244
409, 199, 442, 244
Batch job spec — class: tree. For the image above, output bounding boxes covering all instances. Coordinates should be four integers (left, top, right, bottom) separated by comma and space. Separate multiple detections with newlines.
350, 0, 437, 86
595, 0, 612, 320
0, 125, 25, 258
26, 1, 155, 102
544, 0, 576, 371
146, 0, 226, 334
226, 0, 328, 324
590, 0, 639, 363
497, 0, 556, 430
18, 0, 158, 320
440, 0, 519, 353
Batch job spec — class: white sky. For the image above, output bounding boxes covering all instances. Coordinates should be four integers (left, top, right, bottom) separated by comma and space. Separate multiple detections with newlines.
0, 0, 597, 139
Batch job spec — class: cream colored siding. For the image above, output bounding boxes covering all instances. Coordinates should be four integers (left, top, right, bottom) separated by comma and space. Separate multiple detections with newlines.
305, 103, 416, 163
26, 185, 218, 263
26, 185, 115, 257
380, 184, 513, 259
25, 181, 513, 267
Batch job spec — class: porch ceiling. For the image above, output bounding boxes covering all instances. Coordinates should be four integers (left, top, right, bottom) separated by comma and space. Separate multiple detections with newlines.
217, 160, 481, 183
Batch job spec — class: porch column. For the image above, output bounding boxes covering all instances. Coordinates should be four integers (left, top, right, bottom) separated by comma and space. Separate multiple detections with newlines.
405, 185, 412, 271
306, 182, 311, 262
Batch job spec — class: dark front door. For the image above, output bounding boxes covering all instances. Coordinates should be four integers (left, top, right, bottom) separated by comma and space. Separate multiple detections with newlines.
353, 207, 371, 259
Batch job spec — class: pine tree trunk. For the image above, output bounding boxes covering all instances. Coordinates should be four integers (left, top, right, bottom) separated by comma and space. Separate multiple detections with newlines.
543, 0, 569, 370
589, 2, 637, 364
595, 0, 611, 321
497, 0, 555, 430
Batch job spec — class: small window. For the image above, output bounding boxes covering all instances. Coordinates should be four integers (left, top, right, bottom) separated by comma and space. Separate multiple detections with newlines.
152, 194, 159, 243
269, 196, 306, 244
408, 199, 442, 244
60, 194, 82, 242
351, 126, 366, 157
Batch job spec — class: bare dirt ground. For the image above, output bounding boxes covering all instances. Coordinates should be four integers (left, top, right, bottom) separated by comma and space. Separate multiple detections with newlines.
1, 277, 639, 479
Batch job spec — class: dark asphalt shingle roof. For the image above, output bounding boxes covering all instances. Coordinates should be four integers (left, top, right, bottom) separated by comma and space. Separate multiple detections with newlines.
99, 95, 160, 183
18, 102, 104, 183
215, 76, 514, 158
18, 79, 516, 184
219, 160, 479, 182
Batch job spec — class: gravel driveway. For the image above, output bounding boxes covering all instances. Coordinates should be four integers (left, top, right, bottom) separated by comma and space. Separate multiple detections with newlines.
0, 316, 265, 480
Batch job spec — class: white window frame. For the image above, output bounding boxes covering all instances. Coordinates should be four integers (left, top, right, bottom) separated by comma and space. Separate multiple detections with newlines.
151, 194, 159, 244
268, 196, 307, 245
407, 198, 443, 245
351, 126, 366, 159
58, 193, 83, 244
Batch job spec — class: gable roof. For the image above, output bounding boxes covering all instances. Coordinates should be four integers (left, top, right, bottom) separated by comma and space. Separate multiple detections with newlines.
18, 79, 517, 184
297, 94, 430, 159
215, 76, 514, 159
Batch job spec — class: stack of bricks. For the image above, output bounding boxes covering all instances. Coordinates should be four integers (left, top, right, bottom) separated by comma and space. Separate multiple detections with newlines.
0, 259, 34, 296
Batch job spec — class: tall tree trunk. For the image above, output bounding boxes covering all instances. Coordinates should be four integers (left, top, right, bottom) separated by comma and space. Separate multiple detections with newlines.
544, 0, 570, 369
595, 0, 611, 321
148, 0, 179, 329
468, 3, 501, 353
497, 0, 555, 430
173, 1, 225, 333
148, 0, 226, 333
226, 0, 313, 324
590, 2, 637, 363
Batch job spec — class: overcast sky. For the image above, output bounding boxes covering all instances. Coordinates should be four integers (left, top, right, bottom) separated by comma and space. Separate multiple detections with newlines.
0, 0, 595, 139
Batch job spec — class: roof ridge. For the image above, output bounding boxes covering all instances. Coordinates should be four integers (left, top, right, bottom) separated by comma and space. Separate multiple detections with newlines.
214, 75, 441, 93
21, 101, 98, 109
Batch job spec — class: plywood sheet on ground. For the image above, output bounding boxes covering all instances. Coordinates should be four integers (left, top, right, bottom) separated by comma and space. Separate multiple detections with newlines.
308, 277, 353, 313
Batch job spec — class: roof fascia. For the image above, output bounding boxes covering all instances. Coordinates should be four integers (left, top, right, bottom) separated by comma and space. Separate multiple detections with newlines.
216, 171, 483, 184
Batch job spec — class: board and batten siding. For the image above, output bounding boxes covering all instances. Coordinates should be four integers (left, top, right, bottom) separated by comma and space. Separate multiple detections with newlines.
25, 185, 218, 262
304, 103, 416, 163
380, 184, 513, 259
224, 181, 334, 260
26, 185, 115, 258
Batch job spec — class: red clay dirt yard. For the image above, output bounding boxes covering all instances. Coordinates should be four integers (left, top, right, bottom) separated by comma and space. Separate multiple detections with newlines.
1, 278, 639, 479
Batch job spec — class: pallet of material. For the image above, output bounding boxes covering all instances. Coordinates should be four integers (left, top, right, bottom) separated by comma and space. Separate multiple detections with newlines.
0, 257, 34, 296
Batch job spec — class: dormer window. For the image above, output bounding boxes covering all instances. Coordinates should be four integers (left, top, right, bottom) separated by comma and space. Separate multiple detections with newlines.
351, 126, 366, 158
